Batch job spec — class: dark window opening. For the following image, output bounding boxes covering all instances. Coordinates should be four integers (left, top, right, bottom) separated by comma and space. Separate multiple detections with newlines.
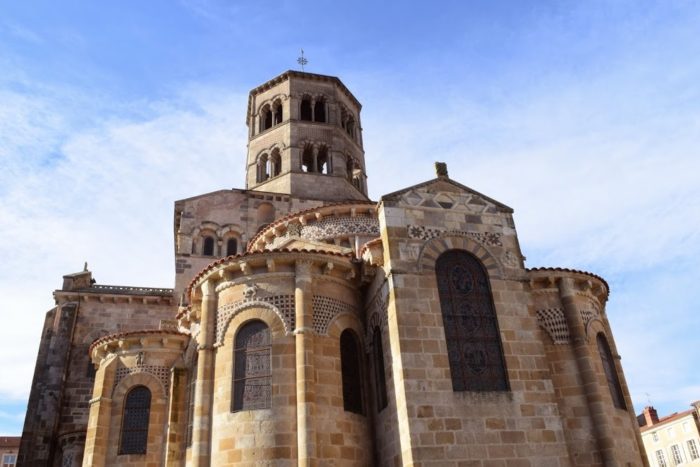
202, 236, 215, 256
86, 360, 96, 379
273, 102, 283, 125
270, 150, 281, 177
257, 154, 269, 182
340, 330, 364, 414
260, 105, 272, 132
317, 146, 329, 174
436, 249, 508, 392
597, 333, 627, 410
302, 145, 314, 172
232, 320, 271, 411
372, 326, 388, 411
300, 98, 312, 121
119, 386, 151, 455
314, 99, 326, 122
346, 117, 355, 139
226, 238, 238, 256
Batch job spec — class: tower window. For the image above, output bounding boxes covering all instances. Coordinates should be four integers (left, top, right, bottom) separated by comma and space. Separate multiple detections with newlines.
372, 326, 388, 412
260, 105, 272, 132
226, 238, 238, 256
302, 144, 314, 173
436, 249, 508, 392
270, 149, 281, 177
273, 100, 283, 125
232, 320, 271, 411
119, 385, 151, 455
317, 146, 329, 174
314, 98, 326, 123
345, 117, 355, 139
257, 153, 269, 182
597, 332, 626, 410
300, 97, 312, 121
340, 329, 364, 414
202, 236, 215, 256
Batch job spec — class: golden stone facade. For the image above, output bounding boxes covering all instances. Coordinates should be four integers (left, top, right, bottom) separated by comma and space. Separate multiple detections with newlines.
19, 71, 646, 466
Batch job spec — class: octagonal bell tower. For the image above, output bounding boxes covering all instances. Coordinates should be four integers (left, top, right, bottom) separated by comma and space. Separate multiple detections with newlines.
245, 70, 368, 201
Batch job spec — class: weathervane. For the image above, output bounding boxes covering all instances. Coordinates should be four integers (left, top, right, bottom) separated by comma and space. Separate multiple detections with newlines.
297, 49, 308, 71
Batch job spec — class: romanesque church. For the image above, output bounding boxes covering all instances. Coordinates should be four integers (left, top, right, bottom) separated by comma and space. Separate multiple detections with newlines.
19, 70, 646, 466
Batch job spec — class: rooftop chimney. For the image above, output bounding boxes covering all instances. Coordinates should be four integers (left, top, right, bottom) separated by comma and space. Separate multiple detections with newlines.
643, 406, 659, 426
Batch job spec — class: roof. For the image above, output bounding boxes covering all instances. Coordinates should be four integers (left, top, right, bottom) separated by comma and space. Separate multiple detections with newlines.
640, 409, 696, 432
380, 176, 514, 213
527, 267, 610, 296
89, 329, 189, 355
66, 284, 173, 297
247, 70, 362, 118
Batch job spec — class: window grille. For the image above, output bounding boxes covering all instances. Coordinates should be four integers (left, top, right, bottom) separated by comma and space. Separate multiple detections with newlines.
232, 321, 271, 411
435, 249, 508, 392
2, 454, 17, 467
671, 444, 683, 465
340, 330, 364, 414
657, 450, 668, 467
596, 333, 626, 410
119, 385, 151, 455
687, 440, 699, 460
372, 326, 388, 411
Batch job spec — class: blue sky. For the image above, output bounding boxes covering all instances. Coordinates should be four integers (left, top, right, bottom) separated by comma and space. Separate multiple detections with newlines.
1, 0, 699, 435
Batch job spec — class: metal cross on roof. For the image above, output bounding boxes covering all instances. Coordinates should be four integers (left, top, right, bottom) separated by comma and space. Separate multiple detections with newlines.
297, 49, 308, 71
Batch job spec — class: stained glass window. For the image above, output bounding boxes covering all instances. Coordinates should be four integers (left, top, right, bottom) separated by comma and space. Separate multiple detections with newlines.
119, 385, 151, 455
232, 320, 271, 411
436, 249, 508, 392
372, 326, 388, 411
341, 330, 364, 414
596, 333, 626, 410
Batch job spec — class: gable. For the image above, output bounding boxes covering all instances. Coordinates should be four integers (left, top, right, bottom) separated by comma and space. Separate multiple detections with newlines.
382, 178, 512, 214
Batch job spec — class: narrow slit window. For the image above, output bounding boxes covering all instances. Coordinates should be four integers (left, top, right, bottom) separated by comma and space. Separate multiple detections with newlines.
372, 326, 388, 411
597, 333, 626, 410
340, 329, 364, 414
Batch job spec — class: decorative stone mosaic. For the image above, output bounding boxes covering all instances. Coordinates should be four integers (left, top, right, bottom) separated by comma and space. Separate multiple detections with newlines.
115, 365, 171, 392
215, 295, 295, 345
267, 215, 379, 248
536, 308, 570, 344
580, 309, 596, 329
407, 224, 503, 246
312, 295, 356, 335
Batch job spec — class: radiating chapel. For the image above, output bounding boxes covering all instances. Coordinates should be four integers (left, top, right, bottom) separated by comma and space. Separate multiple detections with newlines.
19, 70, 647, 466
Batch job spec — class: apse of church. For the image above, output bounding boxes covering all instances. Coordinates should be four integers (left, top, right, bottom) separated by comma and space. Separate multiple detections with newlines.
19, 71, 647, 467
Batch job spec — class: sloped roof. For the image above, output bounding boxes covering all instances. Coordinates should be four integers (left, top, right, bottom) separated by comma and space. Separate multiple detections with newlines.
380, 177, 513, 213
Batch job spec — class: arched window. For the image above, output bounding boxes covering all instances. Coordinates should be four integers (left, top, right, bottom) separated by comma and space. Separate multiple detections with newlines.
340, 329, 364, 414
257, 153, 269, 183
226, 238, 238, 256
346, 157, 355, 181
232, 320, 271, 411
273, 101, 283, 125
260, 105, 272, 132
345, 117, 355, 139
300, 97, 312, 121
301, 144, 314, 172
270, 149, 281, 177
372, 326, 388, 412
119, 386, 151, 455
317, 146, 329, 174
597, 333, 626, 410
202, 236, 215, 256
186, 354, 198, 447
436, 250, 508, 392
314, 98, 326, 122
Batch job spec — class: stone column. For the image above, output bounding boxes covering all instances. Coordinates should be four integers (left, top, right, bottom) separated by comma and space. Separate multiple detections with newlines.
165, 367, 187, 466
82, 357, 117, 467
295, 261, 316, 466
558, 277, 618, 466
191, 280, 217, 467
